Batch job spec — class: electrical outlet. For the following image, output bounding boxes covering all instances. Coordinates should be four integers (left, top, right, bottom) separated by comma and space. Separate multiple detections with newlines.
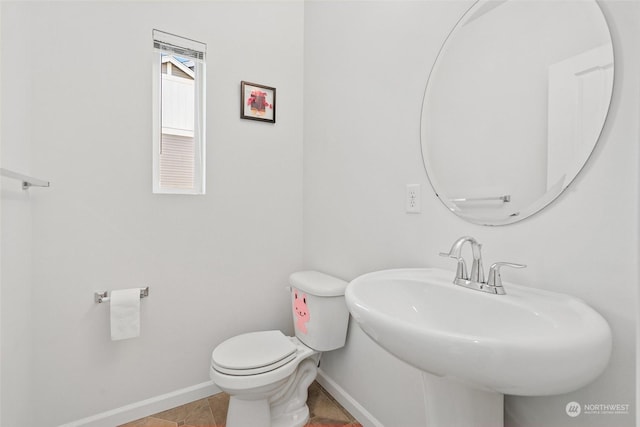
406, 184, 421, 213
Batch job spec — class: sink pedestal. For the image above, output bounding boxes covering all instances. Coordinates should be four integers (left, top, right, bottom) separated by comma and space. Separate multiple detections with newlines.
422, 372, 503, 427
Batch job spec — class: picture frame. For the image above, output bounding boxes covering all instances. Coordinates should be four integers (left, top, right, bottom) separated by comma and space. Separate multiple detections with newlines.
240, 81, 276, 123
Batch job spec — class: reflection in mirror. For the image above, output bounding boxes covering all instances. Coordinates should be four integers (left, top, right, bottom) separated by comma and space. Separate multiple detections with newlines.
421, 0, 614, 225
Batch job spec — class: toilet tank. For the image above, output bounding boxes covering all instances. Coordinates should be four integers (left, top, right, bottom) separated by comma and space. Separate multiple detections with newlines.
289, 271, 349, 351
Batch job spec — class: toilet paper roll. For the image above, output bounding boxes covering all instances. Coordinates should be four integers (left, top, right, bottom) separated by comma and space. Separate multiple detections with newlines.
110, 288, 141, 341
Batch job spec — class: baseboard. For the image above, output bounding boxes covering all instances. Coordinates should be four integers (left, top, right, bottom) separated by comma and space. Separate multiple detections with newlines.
316, 369, 384, 427
60, 370, 378, 427
58, 381, 221, 427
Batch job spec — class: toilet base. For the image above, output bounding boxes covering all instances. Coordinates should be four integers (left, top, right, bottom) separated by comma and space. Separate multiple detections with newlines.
226, 357, 319, 427
272, 405, 309, 427
227, 397, 271, 427
226, 397, 310, 427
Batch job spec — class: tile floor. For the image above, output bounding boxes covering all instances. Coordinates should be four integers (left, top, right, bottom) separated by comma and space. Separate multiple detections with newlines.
118, 381, 362, 427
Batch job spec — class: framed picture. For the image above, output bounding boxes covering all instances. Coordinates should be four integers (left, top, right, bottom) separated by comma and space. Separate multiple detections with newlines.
241, 81, 276, 123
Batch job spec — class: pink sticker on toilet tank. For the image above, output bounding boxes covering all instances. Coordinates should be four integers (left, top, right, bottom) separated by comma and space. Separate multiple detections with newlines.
293, 289, 310, 334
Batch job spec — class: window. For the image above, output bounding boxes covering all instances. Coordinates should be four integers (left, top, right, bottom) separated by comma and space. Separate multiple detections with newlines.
152, 30, 206, 194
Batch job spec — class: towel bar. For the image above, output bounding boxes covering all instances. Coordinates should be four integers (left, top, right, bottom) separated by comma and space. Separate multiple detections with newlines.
0, 168, 50, 189
450, 195, 511, 203
95, 287, 149, 303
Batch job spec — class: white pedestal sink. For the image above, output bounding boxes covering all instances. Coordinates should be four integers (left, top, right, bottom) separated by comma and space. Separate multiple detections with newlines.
345, 268, 612, 426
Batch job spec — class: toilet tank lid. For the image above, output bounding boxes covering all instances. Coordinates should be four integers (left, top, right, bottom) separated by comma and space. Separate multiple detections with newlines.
289, 271, 348, 297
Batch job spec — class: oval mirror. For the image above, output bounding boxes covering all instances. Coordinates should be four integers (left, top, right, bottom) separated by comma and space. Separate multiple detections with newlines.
421, 0, 614, 225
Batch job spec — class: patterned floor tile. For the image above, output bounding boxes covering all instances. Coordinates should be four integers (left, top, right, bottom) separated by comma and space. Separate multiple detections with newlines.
118, 381, 361, 427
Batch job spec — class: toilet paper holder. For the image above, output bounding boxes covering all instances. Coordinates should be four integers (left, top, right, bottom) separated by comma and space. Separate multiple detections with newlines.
94, 287, 149, 303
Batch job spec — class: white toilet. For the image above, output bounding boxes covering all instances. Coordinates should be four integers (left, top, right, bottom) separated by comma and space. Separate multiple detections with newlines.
210, 271, 350, 427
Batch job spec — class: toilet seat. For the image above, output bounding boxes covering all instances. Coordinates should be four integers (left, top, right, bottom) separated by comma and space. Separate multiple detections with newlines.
212, 330, 298, 376
211, 333, 318, 392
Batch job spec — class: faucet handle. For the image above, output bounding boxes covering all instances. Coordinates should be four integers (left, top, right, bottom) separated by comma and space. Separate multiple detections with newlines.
486, 262, 526, 288
439, 251, 468, 280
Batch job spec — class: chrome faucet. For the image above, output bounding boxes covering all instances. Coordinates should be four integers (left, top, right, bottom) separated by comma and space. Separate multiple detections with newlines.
440, 236, 525, 295
439, 236, 484, 284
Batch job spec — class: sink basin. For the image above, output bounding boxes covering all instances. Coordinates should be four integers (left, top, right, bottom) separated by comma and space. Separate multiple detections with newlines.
345, 268, 612, 396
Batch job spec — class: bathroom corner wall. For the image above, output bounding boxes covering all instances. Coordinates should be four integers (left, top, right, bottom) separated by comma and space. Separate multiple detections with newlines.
303, 1, 638, 426
1, 1, 304, 425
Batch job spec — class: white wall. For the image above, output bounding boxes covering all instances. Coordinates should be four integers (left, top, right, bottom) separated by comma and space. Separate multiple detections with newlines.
1, 3, 36, 424
1, 1, 304, 425
0, 2, 3, 422
304, 1, 638, 426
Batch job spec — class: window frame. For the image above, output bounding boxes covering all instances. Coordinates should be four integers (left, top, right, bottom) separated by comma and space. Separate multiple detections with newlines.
152, 30, 206, 195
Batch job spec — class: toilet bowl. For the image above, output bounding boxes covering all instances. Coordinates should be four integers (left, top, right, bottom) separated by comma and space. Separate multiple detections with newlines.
210, 331, 319, 427
210, 271, 350, 427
